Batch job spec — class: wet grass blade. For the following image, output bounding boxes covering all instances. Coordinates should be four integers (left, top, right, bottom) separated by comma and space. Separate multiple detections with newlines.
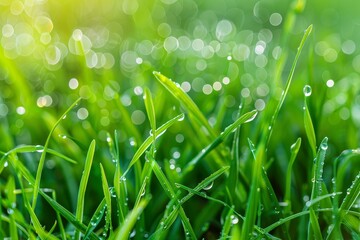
266, 24, 312, 145
153, 71, 215, 137
241, 141, 265, 239
183, 110, 257, 174
111, 196, 150, 240
220, 208, 234, 239
100, 163, 112, 235
308, 137, 328, 239
84, 199, 106, 239
144, 87, 157, 143
148, 152, 197, 239
303, 86, 317, 157
122, 113, 184, 177
340, 172, 360, 212
75, 139, 96, 240
32, 98, 81, 210
0, 145, 77, 169
284, 137, 302, 214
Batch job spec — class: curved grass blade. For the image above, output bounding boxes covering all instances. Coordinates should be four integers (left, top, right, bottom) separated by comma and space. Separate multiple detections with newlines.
111, 196, 150, 240
32, 97, 81, 210
0, 145, 77, 168
183, 110, 257, 174
153, 71, 215, 138
148, 153, 197, 239
266, 24, 312, 145
84, 199, 106, 239
122, 113, 184, 177
100, 163, 112, 235
284, 137, 302, 214
308, 137, 328, 239
75, 139, 96, 240
303, 85, 317, 157
38, 190, 98, 240
17, 173, 58, 240
340, 172, 360, 213
144, 87, 157, 143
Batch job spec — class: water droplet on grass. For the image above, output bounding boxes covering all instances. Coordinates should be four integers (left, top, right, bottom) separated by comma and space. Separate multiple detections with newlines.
203, 181, 214, 190
303, 85, 312, 97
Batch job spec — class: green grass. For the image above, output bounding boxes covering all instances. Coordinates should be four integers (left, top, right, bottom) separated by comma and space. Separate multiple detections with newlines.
1, 0, 360, 239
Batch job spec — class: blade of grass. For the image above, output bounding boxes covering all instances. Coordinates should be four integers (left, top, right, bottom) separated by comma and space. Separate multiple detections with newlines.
100, 163, 112, 235
303, 85, 317, 157
17, 173, 58, 240
266, 24, 313, 146
51, 191, 66, 240
5, 177, 17, 240
220, 208, 235, 239
122, 113, 184, 177
75, 139, 96, 240
0, 145, 77, 170
153, 71, 215, 138
183, 110, 257, 174
284, 137, 302, 214
111, 196, 150, 240
148, 152, 197, 239
32, 97, 81, 210
308, 137, 328, 240
84, 199, 106, 239
144, 87, 157, 143
340, 172, 360, 213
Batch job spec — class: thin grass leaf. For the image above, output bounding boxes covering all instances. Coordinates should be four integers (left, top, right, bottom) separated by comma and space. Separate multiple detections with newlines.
153, 71, 215, 137
183, 110, 257, 174
144, 87, 157, 142
340, 172, 360, 212
75, 139, 96, 240
100, 163, 112, 234
148, 153, 197, 239
122, 113, 184, 176
51, 191, 66, 240
32, 97, 81, 210
241, 141, 265, 240
309, 208, 323, 240
303, 85, 317, 157
285, 137, 302, 213
308, 137, 328, 239
112, 196, 150, 240
0, 145, 77, 169
17, 173, 58, 240
5, 177, 17, 240
266, 24, 313, 145
84, 199, 106, 239
220, 208, 235, 239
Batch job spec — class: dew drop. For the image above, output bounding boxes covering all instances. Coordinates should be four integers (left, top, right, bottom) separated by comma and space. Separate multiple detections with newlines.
244, 111, 258, 123
203, 181, 214, 191
320, 137, 328, 150
303, 85, 312, 97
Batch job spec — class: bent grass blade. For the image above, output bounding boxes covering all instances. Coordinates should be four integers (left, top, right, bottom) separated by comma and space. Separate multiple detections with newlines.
183, 110, 257, 174
32, 97, 82, 210
75, 139, 96, 240
122, 113, 184, 177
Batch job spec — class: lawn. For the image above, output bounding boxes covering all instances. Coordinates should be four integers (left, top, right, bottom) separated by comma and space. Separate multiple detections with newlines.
0, 0, 359, 239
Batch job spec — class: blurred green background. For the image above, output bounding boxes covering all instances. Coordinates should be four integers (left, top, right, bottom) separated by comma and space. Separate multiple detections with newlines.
0, 0, 359, 230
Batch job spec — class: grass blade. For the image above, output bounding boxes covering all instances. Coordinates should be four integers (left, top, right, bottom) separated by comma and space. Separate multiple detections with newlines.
266, 24, 312, 145
84, 199, 106, 239
308, 137, 328, 239
148, 152, 197, 239
111, 196, 150, 240
122, 113, 184, 177
32, 97, 81, 210
183, 110, 257, 174
143, 87, 157, 142
75, 139, 96, 240
153, 71, 215, 137
303, 85, 317, 157
284, 137, 302, 214
340, 172, 360, 213
100, 163, 112, 235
